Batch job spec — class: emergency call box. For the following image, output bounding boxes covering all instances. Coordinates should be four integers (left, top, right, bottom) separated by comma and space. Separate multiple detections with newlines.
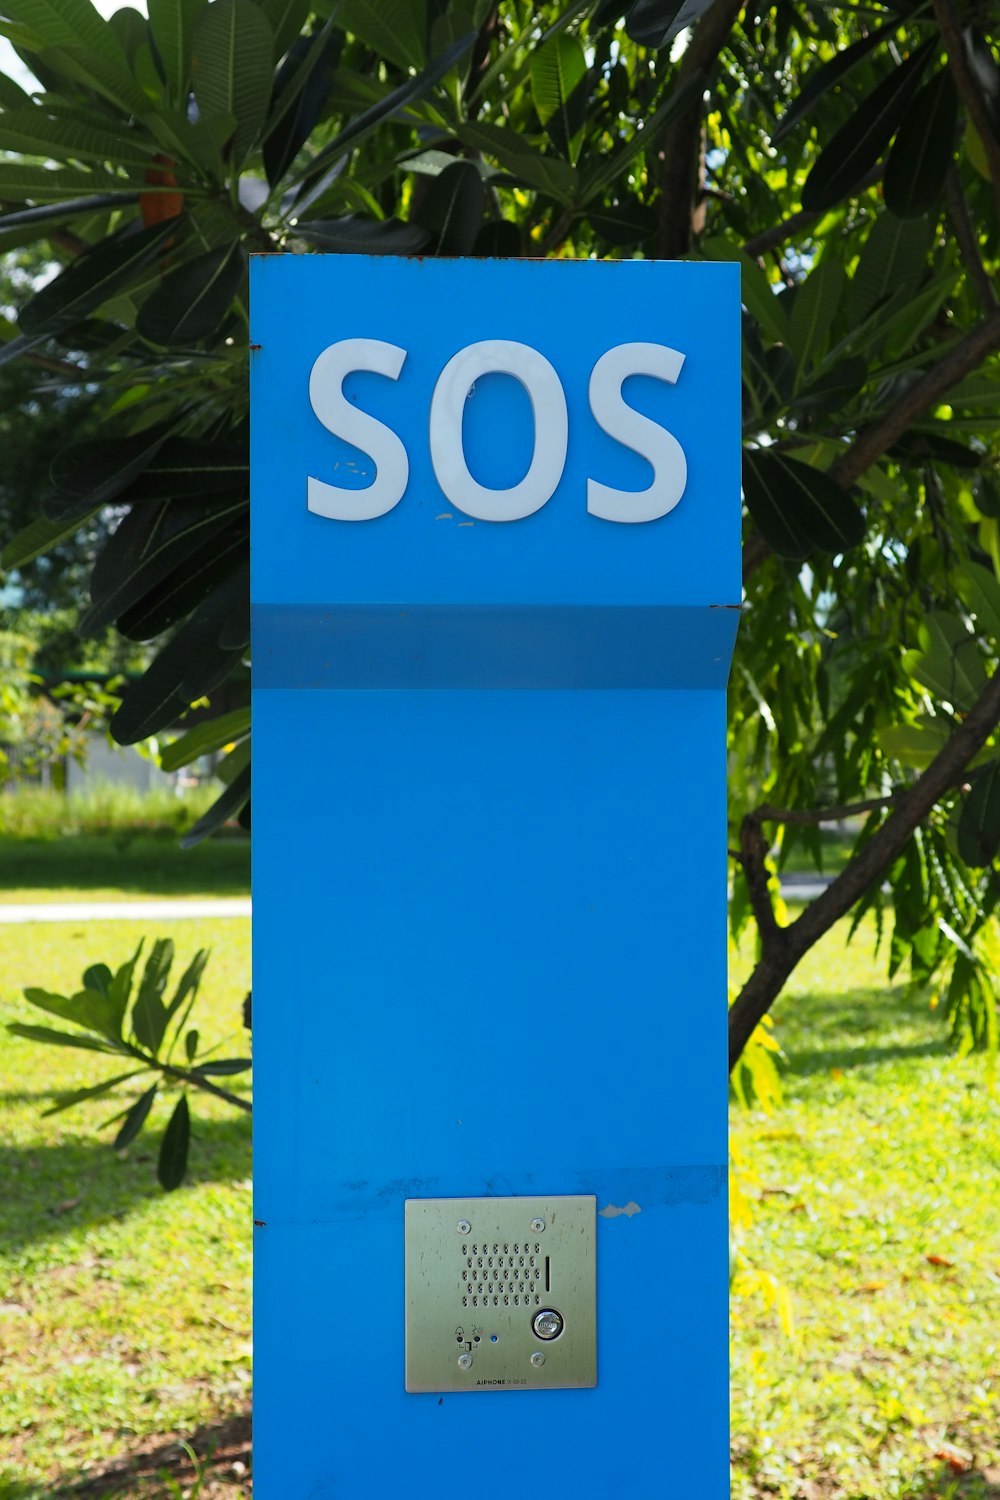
251, 254, 740, 1496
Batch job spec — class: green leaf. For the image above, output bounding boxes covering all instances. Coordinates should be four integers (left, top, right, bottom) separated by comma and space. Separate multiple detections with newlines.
586, 198, 657, 247
107, 941, 143, 1038
180, 761, 250, 847
7, 1022, 119, 1054
42, 1069, 149, 1117
131, 937, 175, 1054
472, 218, 521, 257
742, 449, 865, 559
957, 562, 1000, 643
116, 520, 249, 643
889, 430, 981, 469
802, 40, 935, 213
878, 718, 951, 769
40, 43, 150, 116
111, 569, 247, 742
83, 964, 113, 996
164, 947, 209, 1029
411, 160, 484, 255
137, 241, 245, 347
1, 0, 129, 62
43, 423, 175, 522
114, 1084, 158, 1150
794, 357, 868, 414
874, 270, 959, 358
907, 612, 987, 710
158, 1093, 190, 1190
338, 0, 425, 71
787, 258, 843, 372
530, 32, 587, 159
625, 0, 692, 49
580, 70, 705, 204
703, 241, 788, 346
20, 221, 178, 340
771, 20, 899, 145
0, 70, 31, 108
291, 31, 476, 195
295, 215, 430, 254
256, 0, 308, 59
185, 1027, 199, 1061
148, 0, 206, 100
958, 760, 1000, 867
2, 509, 99, 570
23, 985, 125, 1042
194, 1057, 251, 1074
217, 736, 250, 785
0, 163, 135, 201
81, 497, 247, 635
457, 119, 576, 204
192, 0, 274, 168
161, 705, 251, 768
0, 192, 140, 233
160, 706, 251, 770
111, 4, 151, 63
884, 67, 959, 220
0, 109, 158, 168
262, 26, 340, 186
114, 435, 248, 504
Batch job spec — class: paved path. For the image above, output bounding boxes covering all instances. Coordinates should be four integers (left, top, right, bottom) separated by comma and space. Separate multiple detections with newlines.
0, 898, 252, 924
0, 878, 834, 924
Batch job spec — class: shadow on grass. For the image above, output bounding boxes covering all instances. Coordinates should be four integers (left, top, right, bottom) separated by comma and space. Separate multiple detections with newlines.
0, 1113, 251, 1254
0, 836, 250, 899
2, 1411, 251, 1499
772, 981, 952, 1078
904, 1465, 1000, 1500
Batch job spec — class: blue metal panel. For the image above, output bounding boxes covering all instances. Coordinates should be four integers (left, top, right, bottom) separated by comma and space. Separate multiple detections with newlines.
251, 254, 739, 1496
250, 255, 740, 610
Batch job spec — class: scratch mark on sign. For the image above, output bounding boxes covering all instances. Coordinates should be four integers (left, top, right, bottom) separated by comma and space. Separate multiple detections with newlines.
436, 513, 453, 520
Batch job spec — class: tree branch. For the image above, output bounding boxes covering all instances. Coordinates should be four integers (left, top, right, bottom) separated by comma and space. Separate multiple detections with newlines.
738, 804, 785, 950
742, 310, 1000, 582
933, 0, 1000, 222
945, 163, 999, 313
829, 310, 1000, 487
753, 793, 899, 825
729, 663, 1000, 1069
743, 164, 883, 258
658, 0, 744, 257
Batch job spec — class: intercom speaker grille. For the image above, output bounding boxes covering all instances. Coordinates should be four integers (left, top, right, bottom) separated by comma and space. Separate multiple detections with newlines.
460, 1241, 544, 1307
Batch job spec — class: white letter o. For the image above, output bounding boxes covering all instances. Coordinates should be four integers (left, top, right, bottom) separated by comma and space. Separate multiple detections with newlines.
429, 340, 568, 522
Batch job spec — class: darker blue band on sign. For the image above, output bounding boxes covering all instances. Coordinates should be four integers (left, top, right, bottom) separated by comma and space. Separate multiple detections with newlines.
252, 603, 740, 690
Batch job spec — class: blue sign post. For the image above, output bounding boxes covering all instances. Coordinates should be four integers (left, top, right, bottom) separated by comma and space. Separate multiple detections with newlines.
251, 255, 740, 1495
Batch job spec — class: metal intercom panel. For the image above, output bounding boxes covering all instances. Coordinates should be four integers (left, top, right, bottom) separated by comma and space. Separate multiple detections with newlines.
405, 1196, 597, 1392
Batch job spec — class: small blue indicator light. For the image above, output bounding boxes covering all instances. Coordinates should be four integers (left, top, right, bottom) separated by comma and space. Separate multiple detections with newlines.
491, 1335, 498, 1343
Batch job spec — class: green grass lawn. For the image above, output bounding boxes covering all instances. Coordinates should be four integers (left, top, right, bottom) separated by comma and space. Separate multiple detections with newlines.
731, 925, 1000, 1500
0, 918, 252, 1497
0, 837, 250, 904
0, 901, 997, 1498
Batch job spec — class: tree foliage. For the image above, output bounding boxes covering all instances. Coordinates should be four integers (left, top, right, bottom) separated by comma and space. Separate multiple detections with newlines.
0, 0, 998, 1065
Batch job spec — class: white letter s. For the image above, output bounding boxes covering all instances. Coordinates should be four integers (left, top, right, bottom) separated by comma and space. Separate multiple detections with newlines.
587, 342, 687, 524
308, 339, 408, 521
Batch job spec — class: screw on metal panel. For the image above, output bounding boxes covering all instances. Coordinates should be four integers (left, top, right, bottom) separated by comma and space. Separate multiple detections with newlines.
457, 1352, 473, 1370
530, 1352, 545, 1368
530, 1217, 545, 1232
456, 1220, 471, 1234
